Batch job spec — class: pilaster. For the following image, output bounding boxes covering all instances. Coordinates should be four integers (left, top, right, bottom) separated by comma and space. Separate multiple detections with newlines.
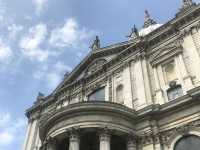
181, 29, 200, 85
123, 62, 134, 108
177, 54, 194, 91
153, 67, 165, 105
141, 57, 153, 105
133, 56, 148, 109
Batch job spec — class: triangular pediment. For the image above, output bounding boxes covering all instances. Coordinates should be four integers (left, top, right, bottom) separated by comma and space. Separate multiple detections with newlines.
53, 41, 130, 94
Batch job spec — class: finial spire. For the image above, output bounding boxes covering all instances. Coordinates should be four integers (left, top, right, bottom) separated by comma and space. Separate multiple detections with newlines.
145, 10, 150, 20
90, 36, 100, 50
143, 10, 157, 28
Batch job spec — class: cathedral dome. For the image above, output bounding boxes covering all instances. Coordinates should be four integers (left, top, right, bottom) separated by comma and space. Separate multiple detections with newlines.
139, 23, 162, 36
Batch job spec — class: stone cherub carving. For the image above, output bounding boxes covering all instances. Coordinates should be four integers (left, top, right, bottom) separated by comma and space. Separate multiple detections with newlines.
90, 36, 101, 50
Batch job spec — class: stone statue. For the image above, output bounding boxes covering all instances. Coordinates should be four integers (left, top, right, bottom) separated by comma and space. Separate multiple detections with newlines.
183, 0, 194, 8
143, 10, 157, 28
133, 25, 139, 38
37, 92, 45, 102
127, 25, 140, 40
91, 36, 101, 50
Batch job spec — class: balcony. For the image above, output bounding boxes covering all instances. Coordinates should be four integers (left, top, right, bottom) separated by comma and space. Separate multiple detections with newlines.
39, 101, 136, 141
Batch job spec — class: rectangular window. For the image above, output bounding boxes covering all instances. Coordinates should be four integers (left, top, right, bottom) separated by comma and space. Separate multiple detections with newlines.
88, 87, 105, 101
167, 85, 183, 101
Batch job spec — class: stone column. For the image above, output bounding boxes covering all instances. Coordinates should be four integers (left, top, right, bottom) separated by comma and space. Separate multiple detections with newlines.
127, 137, 137, 150
69, 133, 80, 150
46, 139, 57, 150
99, 131, 110, 150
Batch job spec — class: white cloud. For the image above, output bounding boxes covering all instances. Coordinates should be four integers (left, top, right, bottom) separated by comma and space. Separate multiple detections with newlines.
33, 0, 48, 15
0, 0, 6, 24
33, 61, 72, 89
0, 113, 10, 127
8, 24, 23, 39
32, 0, 48, 15
46, 62, 72, 88
0, 39, 13, 64
49, 18, 95, 49
19, 23, 49, 62
0, 132, 14, 146
0, 112, 26, 148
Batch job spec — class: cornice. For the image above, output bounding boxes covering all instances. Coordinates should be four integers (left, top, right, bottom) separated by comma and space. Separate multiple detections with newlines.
26, 3, 200, 116
37, 86, 200, 142
57, 5, 200, 95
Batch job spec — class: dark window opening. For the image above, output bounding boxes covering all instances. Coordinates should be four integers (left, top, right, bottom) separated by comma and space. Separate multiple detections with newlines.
167, 83, 183, 101
88, 87, 105, 101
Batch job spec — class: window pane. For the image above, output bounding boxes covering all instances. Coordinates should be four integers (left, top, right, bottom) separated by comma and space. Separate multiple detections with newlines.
167, 86, 183, 101
174, 135, 200, 150
88, 87, 105, 101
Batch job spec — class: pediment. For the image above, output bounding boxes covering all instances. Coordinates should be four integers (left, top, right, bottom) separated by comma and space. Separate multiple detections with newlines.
74, 58, 108, 81
52, 47, 124, 94
149, 42, 183, 66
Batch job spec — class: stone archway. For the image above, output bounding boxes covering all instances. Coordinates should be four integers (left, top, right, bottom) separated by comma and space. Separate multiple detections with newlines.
174, 135, 200, 150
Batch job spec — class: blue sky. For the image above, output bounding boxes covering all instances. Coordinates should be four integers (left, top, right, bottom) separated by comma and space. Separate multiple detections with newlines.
0, 0, 199, 150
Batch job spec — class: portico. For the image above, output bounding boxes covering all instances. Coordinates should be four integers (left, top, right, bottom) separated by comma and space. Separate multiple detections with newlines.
46, 128, 136, 150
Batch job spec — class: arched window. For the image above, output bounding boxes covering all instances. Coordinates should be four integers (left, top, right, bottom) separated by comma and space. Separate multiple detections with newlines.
174, 135, 200, 150
88, 87, 105, 101
116, 85, 124, 104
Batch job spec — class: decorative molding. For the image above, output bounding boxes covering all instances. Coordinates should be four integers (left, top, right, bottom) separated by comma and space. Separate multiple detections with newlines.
149, 41, 183, 66
99, 127, 111, 142
160, 119, 200, 147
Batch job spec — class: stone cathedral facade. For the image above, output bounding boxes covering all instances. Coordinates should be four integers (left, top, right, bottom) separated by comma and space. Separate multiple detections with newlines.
23, 1, 200, 150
